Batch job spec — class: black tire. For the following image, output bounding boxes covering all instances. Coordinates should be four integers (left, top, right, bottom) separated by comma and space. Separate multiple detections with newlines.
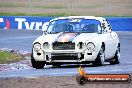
92, 45, 105, 66
109, 45, 120, 65
31, 52, 45, 69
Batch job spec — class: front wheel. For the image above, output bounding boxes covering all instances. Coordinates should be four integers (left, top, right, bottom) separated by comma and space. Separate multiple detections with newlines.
31, 52, 45, 69
92, 45, 105, 66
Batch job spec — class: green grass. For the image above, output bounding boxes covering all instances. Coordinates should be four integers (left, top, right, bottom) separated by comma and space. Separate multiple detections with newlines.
0, 51, 24, 64
0, 12, 70, 17
74, 4, 104, 9
0, 0, 132, 17
0, 3, 28, 8
0, 12, 27, 16
35, 6, 67, 9
0, 12, 132, 17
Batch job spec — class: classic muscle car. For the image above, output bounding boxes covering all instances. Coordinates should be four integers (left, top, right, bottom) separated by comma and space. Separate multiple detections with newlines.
31, 16, 120, 69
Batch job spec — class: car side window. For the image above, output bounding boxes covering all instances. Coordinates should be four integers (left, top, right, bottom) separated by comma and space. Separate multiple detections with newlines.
101, 20, 112, 34
98, 25, 102, 33
107, 21, 112, 32
83, 24, 98, 33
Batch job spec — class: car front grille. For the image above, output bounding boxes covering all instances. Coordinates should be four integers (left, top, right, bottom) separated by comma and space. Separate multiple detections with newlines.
51, 53, 78, 60
53, 42, 75, 50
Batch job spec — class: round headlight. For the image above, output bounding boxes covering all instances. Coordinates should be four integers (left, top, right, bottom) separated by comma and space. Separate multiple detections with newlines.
33, 43, 41, 51
43, 42, 50, 49
86, 42, 95, 52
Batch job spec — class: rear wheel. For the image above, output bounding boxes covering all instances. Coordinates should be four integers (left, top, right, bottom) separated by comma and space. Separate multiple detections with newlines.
109, 45, 120, 65
31, 52, 45, 69
93, 45, 105, 66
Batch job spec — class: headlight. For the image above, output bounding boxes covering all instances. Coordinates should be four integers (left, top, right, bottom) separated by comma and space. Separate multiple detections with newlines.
86, 42, 95, 52
77, 42, 84, 49
43, 42, 50, 49
33, 43, 41, 51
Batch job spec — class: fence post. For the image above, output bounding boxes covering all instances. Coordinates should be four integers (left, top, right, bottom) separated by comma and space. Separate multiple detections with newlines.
109, 0, 112, 16
68, 0, 71, 16
29, 0, 32, 15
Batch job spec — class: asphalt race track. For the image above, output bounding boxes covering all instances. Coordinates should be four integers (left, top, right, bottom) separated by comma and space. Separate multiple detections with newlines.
0, 30, 132, 78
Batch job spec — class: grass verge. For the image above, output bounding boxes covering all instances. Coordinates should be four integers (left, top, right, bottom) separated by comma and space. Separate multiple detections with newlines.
0, 12, 69, 17
0, 12, 132, 17
0, 51, 24, 64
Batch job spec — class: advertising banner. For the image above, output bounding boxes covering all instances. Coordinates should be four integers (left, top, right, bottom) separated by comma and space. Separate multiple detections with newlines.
0, 16, 53, 30
0, 16, 132, 31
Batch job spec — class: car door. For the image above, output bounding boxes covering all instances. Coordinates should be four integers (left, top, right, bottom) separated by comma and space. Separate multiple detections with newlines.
101, 20, 116, 59
103, 32, 114, 59
109, 31, 119, 57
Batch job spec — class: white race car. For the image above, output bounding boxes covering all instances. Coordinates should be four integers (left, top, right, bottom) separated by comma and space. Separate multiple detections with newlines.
31, 16, 120, 69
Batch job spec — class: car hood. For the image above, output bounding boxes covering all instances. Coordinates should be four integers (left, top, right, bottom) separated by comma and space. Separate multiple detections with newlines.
36, 32, 98, 43
73, 33, 98, 42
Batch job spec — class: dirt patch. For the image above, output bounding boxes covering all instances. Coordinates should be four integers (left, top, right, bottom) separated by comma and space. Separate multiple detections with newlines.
0, 48, 31, 71
0, 75, 132, 88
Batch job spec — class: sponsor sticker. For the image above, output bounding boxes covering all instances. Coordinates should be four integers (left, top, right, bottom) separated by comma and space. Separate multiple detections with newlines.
76, 66, 131, 85
55, 33, 79, 42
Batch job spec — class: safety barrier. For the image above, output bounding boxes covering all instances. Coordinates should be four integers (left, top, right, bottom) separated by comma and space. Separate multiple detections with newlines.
0, 16, 53, 30
0, 16, 132, 31
106, 17, 132, 31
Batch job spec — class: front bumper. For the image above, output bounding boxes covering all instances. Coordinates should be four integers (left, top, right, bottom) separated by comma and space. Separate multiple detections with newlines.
33, 49, 98, 63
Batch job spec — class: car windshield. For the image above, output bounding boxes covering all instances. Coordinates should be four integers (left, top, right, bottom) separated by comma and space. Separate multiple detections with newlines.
47, 18, 101, 33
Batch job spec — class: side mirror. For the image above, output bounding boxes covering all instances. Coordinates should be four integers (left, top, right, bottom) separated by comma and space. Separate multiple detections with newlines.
42, 22, 50, 32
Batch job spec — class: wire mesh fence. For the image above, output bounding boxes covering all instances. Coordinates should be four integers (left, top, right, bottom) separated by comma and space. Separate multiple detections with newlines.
0, 0, 132, 16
